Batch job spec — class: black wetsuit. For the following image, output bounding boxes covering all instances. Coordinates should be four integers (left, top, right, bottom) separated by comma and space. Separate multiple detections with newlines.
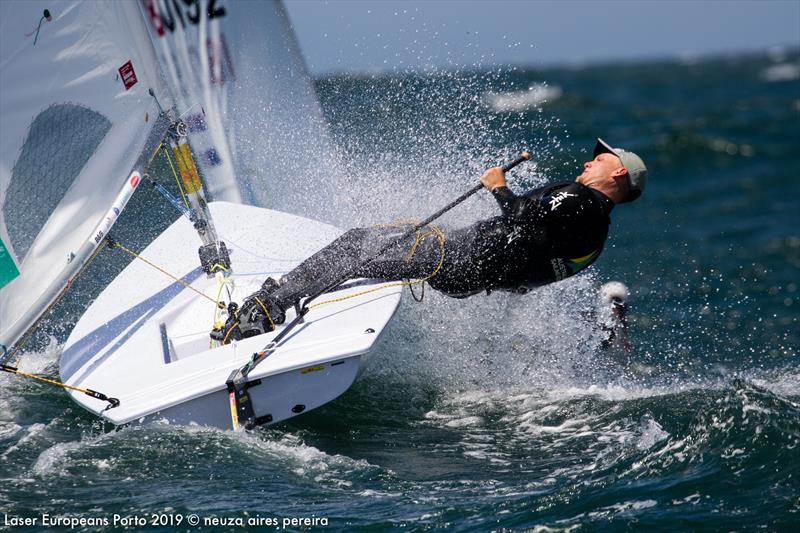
266, 181, 614, 310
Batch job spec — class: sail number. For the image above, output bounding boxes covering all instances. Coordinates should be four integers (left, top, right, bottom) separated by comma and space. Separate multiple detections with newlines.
142, 0, 226, 36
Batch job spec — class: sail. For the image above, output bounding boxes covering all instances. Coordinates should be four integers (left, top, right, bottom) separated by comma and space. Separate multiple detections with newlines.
140, 0, 343, 218
0, 1, 172, 357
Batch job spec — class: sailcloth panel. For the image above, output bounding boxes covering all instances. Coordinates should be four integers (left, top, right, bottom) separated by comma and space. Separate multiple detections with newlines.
141, 0, 343, 218
0, 1, 171, 351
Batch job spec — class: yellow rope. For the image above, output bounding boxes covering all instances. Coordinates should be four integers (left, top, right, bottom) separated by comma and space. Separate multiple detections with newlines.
223, 321, 240, 344
112, 240, 229, 348
213, 274, 229, 327
307, 223, 445, 310
111, 240, 223, 309
208, 269, 229, 349
254, 297, 277, 330
405, 228, 436, 261
1, 363, 118, 408
2, 365, 97, 396
149, 141, 163, 165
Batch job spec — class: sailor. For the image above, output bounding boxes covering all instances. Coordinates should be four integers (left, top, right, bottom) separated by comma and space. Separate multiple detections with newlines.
218, 138, 648, 340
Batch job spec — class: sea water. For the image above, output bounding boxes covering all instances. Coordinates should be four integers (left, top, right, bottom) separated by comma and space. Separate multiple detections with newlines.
1, 49, 798, 531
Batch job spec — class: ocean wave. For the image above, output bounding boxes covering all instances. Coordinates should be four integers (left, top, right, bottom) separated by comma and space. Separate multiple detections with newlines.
405, 378, 798, 530
761, 62, 800, 82
483, 84, 564, 112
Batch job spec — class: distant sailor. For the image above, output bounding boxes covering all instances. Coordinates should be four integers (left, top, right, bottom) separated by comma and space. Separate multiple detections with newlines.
216, 138, 648, 340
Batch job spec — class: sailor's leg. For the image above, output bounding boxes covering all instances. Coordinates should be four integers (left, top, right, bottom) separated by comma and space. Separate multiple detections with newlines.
272, 220, 493, 311
220, 228, 373, 340
354, 225, 444, 281
270, 227, 375, 308
213, 223, 471, 342
271, 224, 446, 307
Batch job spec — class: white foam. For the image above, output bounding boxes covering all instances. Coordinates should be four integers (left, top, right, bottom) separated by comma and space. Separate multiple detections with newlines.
483, 83, 564, 112
94, 458, 114, 470
0, 422, 22, 440
1, 422, 47, 459
750, 370, 800, 400
13, 339, 62, 374
530, 526, 581, 533
761, 63, 800, 82
228, 431, 377, 486
671, 492, 702, 505
444, 416, 484, 428
358, 489, 403, 498
603, 499, 658, 513
33, 441, 83, 476
637, 416, 669, 450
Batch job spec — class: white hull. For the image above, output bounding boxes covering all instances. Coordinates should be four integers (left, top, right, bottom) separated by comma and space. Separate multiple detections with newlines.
60, 202, 401, 430
130, 354, 365, 429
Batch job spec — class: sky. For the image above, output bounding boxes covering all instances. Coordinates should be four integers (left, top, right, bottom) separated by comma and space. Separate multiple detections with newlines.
283, 0, 800, 74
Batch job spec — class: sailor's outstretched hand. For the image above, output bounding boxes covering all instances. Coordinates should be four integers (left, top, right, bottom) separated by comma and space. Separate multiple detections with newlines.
480, 166, 506, 192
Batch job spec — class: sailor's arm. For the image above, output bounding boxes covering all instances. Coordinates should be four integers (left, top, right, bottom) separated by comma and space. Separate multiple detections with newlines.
480, 166, 539, 220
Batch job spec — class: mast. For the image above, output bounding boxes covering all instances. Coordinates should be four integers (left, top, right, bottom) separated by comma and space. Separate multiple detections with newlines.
167, 121, 231, 275
147, 86, 231, 276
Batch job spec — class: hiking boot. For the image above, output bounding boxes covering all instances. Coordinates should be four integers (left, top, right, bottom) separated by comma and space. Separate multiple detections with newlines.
237, 290, 286, 338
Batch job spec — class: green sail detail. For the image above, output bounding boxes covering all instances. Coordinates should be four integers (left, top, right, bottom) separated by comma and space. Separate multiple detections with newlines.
0, 238, 20, 289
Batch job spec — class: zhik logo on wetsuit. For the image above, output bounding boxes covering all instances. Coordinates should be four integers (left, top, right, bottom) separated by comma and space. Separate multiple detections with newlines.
548, 191, 578, 211
507, 225, 523, 244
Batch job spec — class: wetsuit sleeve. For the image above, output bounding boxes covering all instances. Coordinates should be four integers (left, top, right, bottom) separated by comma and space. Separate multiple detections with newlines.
490, 186, 542, 221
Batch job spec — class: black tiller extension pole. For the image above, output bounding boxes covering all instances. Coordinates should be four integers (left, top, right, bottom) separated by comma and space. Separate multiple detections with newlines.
225, 151, 531, 421
302, 150, 530, 310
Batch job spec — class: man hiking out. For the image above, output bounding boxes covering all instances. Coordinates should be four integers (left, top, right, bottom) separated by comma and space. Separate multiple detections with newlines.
212, 138, 647, 342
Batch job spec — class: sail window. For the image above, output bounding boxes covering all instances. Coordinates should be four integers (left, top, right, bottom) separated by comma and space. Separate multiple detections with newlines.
2, 104, 111, 261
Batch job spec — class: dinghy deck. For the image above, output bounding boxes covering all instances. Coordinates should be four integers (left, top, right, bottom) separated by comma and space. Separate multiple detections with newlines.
60, 202, 401, 428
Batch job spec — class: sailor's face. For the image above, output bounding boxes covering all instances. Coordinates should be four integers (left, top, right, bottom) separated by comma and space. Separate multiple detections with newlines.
578, 152, 624, 182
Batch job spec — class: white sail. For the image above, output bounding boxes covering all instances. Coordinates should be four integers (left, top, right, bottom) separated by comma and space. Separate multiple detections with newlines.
140, 0, 343, 218
0, 0, 172, 357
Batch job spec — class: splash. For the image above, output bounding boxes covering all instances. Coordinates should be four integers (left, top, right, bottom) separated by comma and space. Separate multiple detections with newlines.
314, 68, 570, 228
